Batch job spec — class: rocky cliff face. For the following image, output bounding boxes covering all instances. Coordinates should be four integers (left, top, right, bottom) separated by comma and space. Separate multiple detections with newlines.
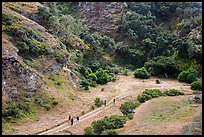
78, 2, 126, 35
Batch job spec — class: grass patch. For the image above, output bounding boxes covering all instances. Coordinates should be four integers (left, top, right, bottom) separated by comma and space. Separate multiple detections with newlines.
45, 72, 69, 89
145, 99, 198, 123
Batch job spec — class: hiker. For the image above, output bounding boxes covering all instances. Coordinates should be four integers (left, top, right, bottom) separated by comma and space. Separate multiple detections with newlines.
68, 115, 71, 121
71, 118, 74, 125
113, 98, 116, 104
104, 99, 107, 106
76, 116, 79, 123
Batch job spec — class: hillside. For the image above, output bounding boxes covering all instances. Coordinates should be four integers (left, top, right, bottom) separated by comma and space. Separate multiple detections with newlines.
2, 2, 202, 135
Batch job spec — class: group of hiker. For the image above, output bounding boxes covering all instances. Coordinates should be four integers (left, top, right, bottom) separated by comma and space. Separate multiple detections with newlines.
68, 98, 116, 125
104, 98, 116, 106
68, 115, 79, 125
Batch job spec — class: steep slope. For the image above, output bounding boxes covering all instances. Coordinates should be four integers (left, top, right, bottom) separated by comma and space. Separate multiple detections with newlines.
2, 2, 81, 133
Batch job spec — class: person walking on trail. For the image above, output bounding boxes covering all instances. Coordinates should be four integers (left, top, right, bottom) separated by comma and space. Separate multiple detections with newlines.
71, 118, 74, 125
113, 98, 116, 104
68, 115, 71, 121
104, 100, 107, 106
76, 116, 79, 123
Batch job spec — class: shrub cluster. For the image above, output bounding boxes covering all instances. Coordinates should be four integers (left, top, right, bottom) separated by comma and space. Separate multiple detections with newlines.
94, 98, 104, 107
119, 101, 141, 116
134, 67, 150, 79
84, 115, 126, 135
137, 89, 162, 103
162, 89, 185, 96
80, 66, 115, 90
190, 81, 202, 91
177, 68, 198, 83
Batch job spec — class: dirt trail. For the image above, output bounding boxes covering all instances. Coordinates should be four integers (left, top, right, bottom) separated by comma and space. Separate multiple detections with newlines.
6, 75, 194, 135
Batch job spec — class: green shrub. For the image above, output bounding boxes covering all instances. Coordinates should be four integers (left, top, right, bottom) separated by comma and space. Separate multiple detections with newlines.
95, 68, 111, 84
127, 113, 134, 120
134, 100, 141, 107
178, 68, 198, 83
191, 81, 202, 90
79, 66, 92, 78
163, 89, 185, 96
2, 13, 21, 26
92, 115, 126, 134
94, 98, 103, 107
143, 89, 162, 98
120, 101, 137, 115
134, 67, 150, 79
88, 73, 97, 81
80, 79, 90, 90
156, 79, 160, 84
43, 104, 51, 111
84, 126, 96, 135
51, 98, 58, 106
137, 93, 152, 103
101, 129, 118, 135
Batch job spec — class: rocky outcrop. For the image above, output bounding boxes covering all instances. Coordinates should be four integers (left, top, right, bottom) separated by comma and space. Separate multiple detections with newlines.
78, 2, 126, 35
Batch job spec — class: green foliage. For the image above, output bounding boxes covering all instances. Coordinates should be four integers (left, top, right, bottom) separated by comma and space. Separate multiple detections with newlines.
2, 12, 21, 26
94, 98, 103, 107
88, 73, 97, 81
134, 67, 150, 79
91, 115, 126, 135
177, 68, 198, 83
38, 3, 87, 38
144, 56, 180, 78
163, 89, 185, 96
84, 126, 96, 135
143, 89, 163, 98
80, 79, 90, 90
101, 129, 118, 135
190, 81, 202, 90
2, 102, 30, 122
120, 101, 137, 115
137, 93, 151, 103
137, 89, 162, 103
127, 113, 134, 120
34, 97, 58, 111
79, 66, 92, 78
95, 68, 111, 84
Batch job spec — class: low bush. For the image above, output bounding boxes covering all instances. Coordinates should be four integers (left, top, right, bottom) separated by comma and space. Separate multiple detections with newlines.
177, 68, 198, 83
137, 89, 162, 103
127, 113, 134, 120
134, 67, 150, 79
143, 89, 162, 98
156, 79, 160, 84
94, 98, 103, 107
84, 126, 96, 135
80, 79, 90, 90
101, 129, 118, 135
120, 101, 137, 115
137, 93, 152, 103
91, 115, 126, 134
95, 68, 111, 84
190, 81, 202, 90
163, 89, 185, 96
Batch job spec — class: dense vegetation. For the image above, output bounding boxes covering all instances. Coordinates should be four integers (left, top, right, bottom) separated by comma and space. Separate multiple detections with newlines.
36, 2, 202, 88
116, 2, 202, 77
